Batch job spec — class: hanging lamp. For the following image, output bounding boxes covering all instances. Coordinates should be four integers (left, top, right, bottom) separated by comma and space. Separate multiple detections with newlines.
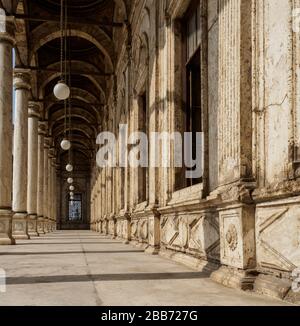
65, 33, 74, 174
66, 164, 73, 172
54, 0, 70, 101
61, 139, 71, 151
58, 0, 71, 151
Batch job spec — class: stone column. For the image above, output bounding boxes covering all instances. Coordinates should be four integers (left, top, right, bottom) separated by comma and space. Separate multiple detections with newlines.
90, 194, 93, 231
0, 15, 15, 245
97, 188, 101, 233
49, 149, 56, 232
210, 0, 256, 290
53, 162, 57, 230
92, 185, 95, 231
52, 157, 56, 232
12, 69, 31, 240
50, 161, 55, 232
95, 191, 98, 232
47, 148, 53, 232
37, 122, 46, 234
43, 138, 50, 233
27, 102, 40, 237
52, 156, 56, 231
56, 164, 60, 231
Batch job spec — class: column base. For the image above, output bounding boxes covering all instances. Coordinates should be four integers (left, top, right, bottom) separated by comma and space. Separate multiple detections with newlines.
147, 209, 160, 255
43, 219, 49, 233
253, 274, 293, 301
145, 246, 160, 255
27, 214, 39, 237
210, 266, 257, 291
12, 212, 30, 240
0, 209, 15, 245
37, 217, 45, 234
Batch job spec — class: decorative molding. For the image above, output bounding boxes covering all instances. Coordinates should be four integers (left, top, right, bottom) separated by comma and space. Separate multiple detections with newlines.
226, 224, 238, 252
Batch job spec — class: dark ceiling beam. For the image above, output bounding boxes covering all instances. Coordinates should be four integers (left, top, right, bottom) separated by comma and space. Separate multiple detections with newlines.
33, 99, 104, 106
14, 14, 124, 28
15, 65, 113, 77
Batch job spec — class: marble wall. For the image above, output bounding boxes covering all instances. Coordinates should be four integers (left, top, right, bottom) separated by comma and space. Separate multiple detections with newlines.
89, 0, 300, 304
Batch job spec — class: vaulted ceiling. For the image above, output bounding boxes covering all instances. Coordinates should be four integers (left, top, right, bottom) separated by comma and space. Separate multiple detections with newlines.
9, 0, 130, 174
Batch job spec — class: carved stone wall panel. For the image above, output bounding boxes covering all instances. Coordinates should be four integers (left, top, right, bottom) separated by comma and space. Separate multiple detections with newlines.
130, 219, 138, 241
101, 220, 107, 234
160, 211, 220, 260
116, 220, 122, 238
256, 198, 300, 275
130, 217, 148, 243
219, 206, 255, 269
160, 215, 179, 247
108, 220, 115, 236
138, 218, 148, 242
115, 218, 129, 239
122, 220, 128, 239
220, 212, 242, 267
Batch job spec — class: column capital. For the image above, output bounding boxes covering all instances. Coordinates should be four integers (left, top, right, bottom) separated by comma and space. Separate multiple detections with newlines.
13, 68, 31, 91
51, 159, 57, 168
51, 158, 57, 166
28, 101, 41, 119
44, 137, 52, 149
55, 163, 60, 172
49, 147, 56, 159
38, 121, 47, 136
0, 13, 15, 45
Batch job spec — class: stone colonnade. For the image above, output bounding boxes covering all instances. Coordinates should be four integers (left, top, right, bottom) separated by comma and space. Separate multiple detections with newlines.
0, 16, 56, 244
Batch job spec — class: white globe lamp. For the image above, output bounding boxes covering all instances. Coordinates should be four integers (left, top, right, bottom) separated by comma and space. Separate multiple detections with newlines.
67, 178, 73, 184
69, 185, 75, 191
66, 164, 73, 172
54, 81, 70, 100
60, 139, 71, 151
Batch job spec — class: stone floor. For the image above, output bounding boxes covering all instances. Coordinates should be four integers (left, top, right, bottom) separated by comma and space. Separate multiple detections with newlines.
0, 230, 290, 306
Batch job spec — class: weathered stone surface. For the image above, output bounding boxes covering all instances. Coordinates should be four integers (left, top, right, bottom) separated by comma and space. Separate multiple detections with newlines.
256, 198, 300, 275
0, 0, 298, 305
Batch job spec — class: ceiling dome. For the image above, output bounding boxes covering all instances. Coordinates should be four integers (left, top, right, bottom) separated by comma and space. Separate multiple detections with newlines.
34, 0, 109, 14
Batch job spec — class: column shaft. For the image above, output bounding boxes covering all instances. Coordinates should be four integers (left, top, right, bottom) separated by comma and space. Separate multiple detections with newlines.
0, 16, 15, 245
37, 122, 46, 234
52, 162, 57, 231
12, 69, 31, 240
43, 139, 49, 232
27, 102, 40, 236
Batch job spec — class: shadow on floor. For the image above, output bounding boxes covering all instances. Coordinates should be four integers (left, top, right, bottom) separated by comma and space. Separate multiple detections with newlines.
6, 272, 208, 285
0, 250, 144, 256
16, 242, 123, 245
30, 237, 109, 241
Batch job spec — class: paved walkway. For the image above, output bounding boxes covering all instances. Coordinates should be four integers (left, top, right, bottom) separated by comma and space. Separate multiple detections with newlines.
0, 231, 289, 306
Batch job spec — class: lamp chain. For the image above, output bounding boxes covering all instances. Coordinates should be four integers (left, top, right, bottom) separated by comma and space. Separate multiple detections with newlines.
60, 0, 64, 81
